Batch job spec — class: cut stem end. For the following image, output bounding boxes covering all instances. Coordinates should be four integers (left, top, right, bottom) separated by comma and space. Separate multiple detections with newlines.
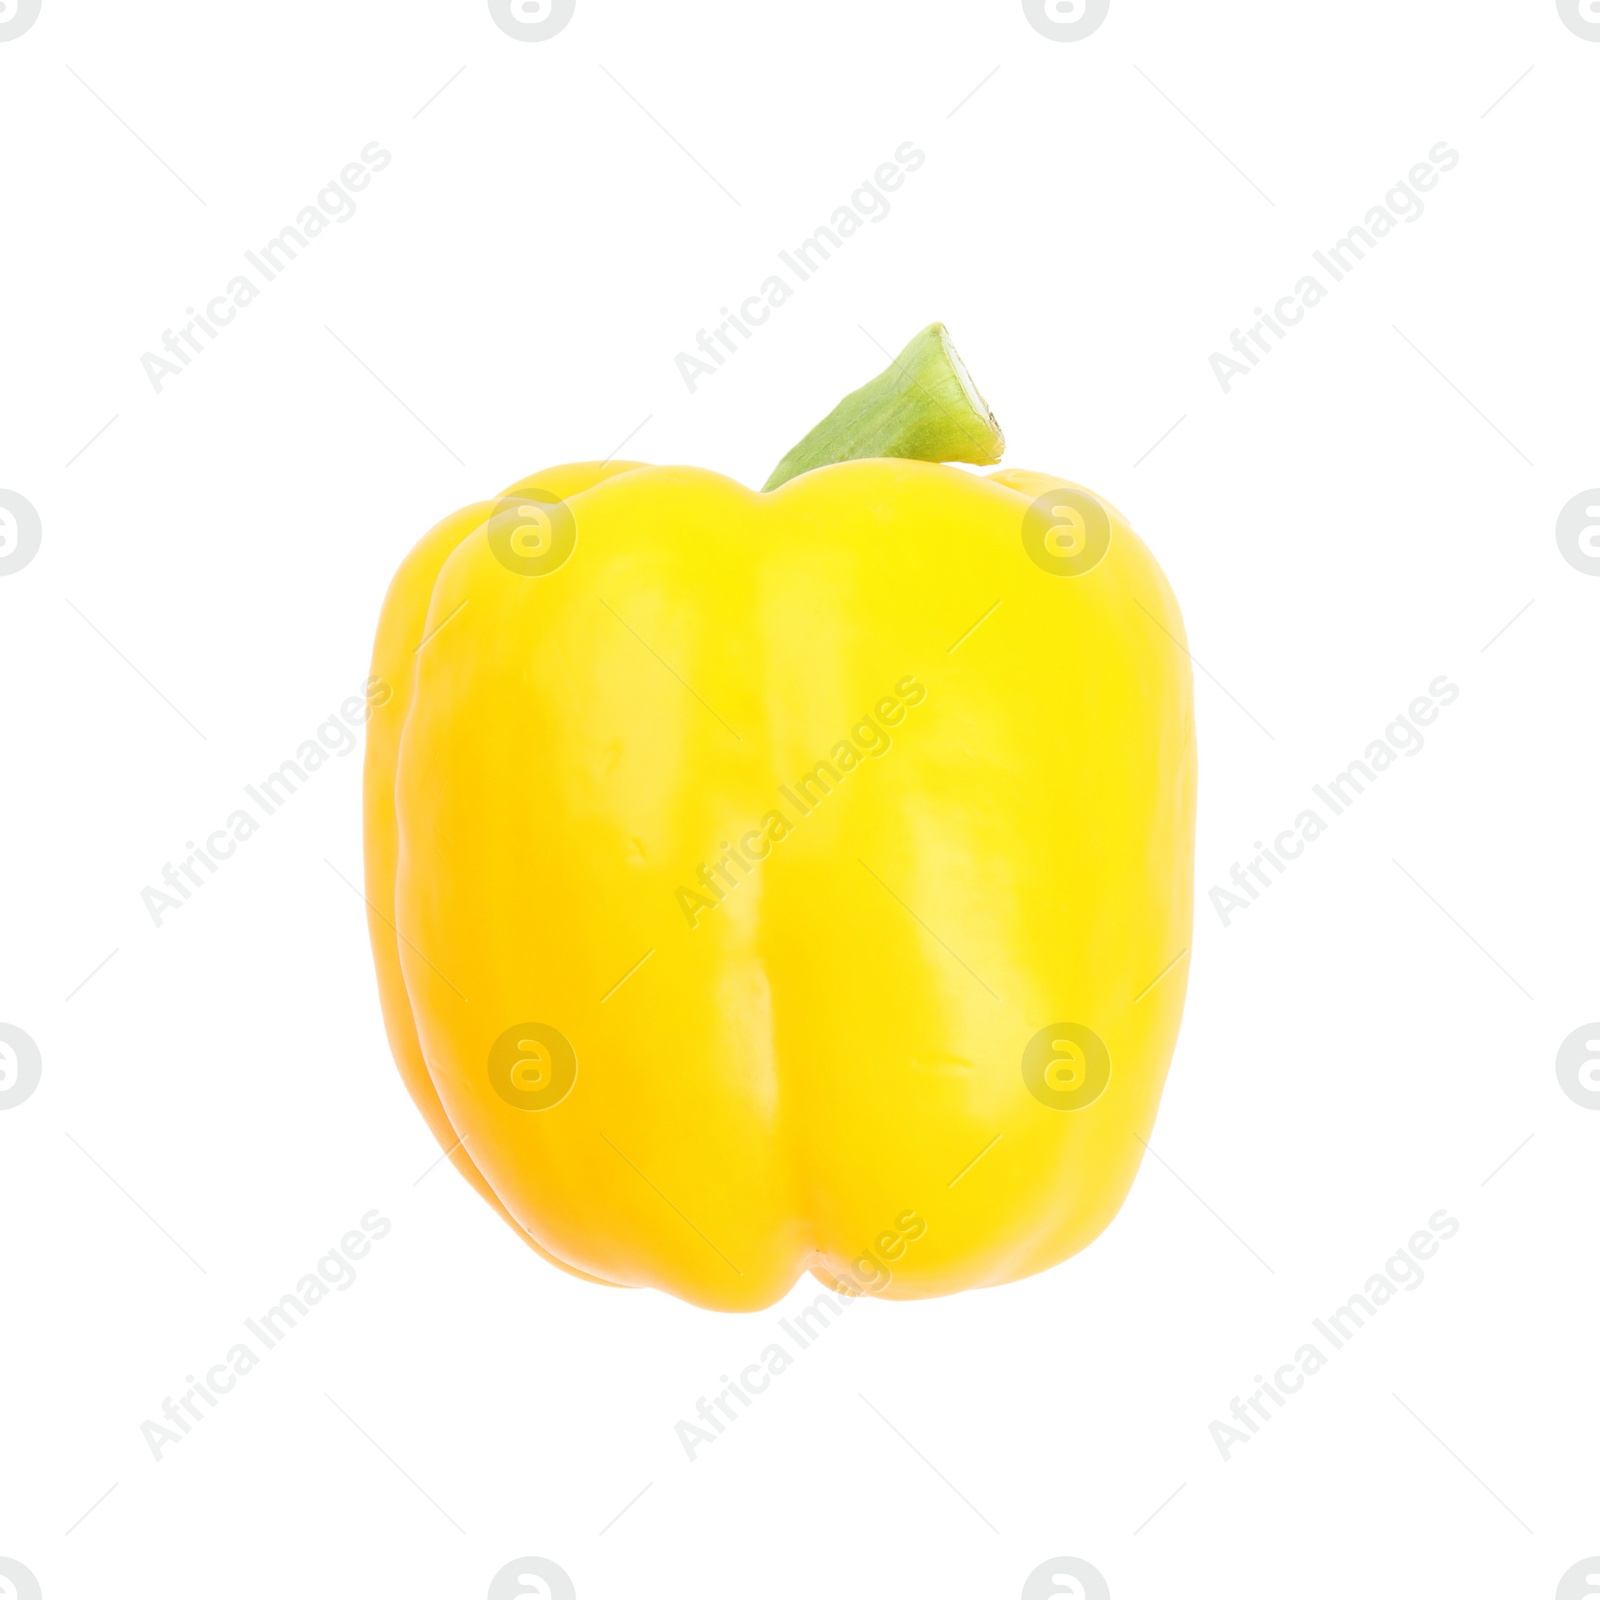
762, 324, 1005, 491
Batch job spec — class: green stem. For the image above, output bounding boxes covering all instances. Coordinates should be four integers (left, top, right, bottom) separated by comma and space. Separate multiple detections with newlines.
762, 323, 1005, 491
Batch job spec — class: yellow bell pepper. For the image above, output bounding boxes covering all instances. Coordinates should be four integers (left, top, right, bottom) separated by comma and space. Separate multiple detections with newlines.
363, 326, 1195, 1311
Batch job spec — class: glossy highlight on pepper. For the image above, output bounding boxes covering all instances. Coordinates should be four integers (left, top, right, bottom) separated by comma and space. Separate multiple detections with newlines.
363, 326, 1196, 1311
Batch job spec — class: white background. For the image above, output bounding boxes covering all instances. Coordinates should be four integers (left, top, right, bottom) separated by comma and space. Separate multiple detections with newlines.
2, 2, 1597, 1596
